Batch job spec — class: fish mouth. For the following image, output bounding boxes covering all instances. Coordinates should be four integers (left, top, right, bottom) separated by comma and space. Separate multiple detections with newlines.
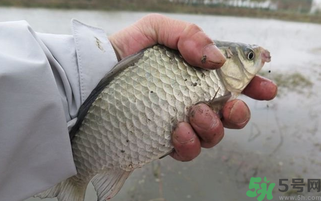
261, 48, 271, 63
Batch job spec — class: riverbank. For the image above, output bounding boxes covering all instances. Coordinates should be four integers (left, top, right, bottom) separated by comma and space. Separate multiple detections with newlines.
1, 0, 321, 24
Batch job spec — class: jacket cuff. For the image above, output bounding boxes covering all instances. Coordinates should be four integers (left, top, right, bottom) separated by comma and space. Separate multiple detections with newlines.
72, 19, 118, 103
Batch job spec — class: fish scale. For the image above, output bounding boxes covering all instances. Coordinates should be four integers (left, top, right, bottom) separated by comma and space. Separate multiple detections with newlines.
37, 42, 270, 201
76, 45, 223, 173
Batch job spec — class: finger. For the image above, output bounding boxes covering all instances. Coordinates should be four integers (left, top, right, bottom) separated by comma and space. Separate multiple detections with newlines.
176, 24, 226, 69
188, 104, 224, 148
170, 122, 201, 162
242, 75, 277, 100
109, 14, 226, 69
221, 99, 251, 129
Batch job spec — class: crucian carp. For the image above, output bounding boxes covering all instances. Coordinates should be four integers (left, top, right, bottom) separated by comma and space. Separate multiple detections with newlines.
36, 40, 271, 201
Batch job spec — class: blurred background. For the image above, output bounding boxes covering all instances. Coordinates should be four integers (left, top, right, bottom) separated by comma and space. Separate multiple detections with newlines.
0, 0, 321, 200
1, 0, 321, 23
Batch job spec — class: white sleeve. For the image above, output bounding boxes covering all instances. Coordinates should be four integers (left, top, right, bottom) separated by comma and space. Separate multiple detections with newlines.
0, 20, 118, 201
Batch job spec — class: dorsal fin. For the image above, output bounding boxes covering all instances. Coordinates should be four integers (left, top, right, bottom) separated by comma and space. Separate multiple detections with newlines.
69, 51, 144, 140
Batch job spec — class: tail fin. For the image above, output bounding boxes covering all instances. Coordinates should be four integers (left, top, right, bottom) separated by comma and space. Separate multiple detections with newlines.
35, 177, 87, 201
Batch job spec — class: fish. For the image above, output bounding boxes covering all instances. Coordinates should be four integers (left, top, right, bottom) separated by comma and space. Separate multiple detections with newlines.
36, 41, 271, 201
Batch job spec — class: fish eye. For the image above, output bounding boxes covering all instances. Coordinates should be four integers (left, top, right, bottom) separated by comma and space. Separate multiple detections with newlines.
247, 51, 255, 60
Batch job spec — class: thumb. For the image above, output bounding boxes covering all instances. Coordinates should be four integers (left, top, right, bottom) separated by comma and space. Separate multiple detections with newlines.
109, 14, 226, 69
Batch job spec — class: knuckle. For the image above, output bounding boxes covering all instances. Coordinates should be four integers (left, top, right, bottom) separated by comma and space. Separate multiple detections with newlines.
186, 23, 203, 33
142, 13, 167, 25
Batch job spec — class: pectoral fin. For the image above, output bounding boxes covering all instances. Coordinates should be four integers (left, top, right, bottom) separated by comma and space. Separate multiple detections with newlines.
195, 88, 232, 113
225, 48, 233, 58
207, 92, 232, 111
69, 51, 144, 140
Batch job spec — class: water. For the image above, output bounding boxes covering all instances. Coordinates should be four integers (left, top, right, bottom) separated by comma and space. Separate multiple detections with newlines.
1, 7, 321, 201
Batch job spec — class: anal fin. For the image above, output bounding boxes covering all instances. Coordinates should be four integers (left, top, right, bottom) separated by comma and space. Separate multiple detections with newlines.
91, 169, 132, 201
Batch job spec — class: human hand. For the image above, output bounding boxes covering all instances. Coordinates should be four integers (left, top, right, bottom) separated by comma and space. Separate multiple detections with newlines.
109, 14, 277, 161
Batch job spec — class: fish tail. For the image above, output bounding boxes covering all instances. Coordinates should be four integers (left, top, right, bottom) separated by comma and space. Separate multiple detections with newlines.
35, 177, 87, 201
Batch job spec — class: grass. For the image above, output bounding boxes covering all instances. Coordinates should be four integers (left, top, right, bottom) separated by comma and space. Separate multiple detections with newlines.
259, 71, 313, 96
1, 0, 321, 24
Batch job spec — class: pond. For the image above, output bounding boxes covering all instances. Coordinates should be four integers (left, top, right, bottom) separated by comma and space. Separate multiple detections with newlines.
1, 6, 321, 201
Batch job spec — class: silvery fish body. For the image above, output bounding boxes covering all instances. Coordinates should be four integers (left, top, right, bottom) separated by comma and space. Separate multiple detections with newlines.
37, 41, 271, 201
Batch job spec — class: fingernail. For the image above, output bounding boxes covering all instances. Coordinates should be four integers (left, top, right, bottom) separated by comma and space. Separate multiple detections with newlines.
202, 44, 226, 68
261, 79, 278, 99
173, 123, 196, 144
189, 104, 218, 130
229, 100, 250, 127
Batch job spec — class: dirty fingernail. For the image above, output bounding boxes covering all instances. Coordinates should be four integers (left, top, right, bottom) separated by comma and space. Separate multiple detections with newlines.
202, 44, 226, 68
261, 79, 278, 99
229, 100, 250, 127
173, 123, 196, 144
190, 104, 217, 130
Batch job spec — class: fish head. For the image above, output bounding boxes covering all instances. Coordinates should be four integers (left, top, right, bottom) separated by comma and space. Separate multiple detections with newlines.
217, 42, 271, 97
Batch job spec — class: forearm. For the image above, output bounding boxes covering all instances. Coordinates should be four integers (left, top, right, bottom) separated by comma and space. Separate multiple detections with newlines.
0, 20, 117, 201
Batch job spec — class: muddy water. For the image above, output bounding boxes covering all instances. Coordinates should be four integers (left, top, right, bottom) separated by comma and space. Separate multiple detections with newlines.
1, 7, 321, 201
